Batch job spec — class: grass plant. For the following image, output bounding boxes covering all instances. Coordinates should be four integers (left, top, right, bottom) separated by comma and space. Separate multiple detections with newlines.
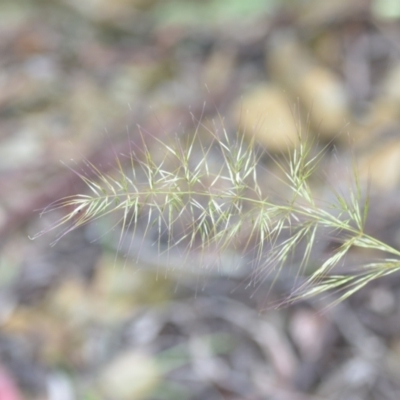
30, 114, 400, 306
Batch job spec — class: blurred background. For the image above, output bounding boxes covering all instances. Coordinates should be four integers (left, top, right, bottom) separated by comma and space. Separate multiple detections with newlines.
1, 0, 400, 399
